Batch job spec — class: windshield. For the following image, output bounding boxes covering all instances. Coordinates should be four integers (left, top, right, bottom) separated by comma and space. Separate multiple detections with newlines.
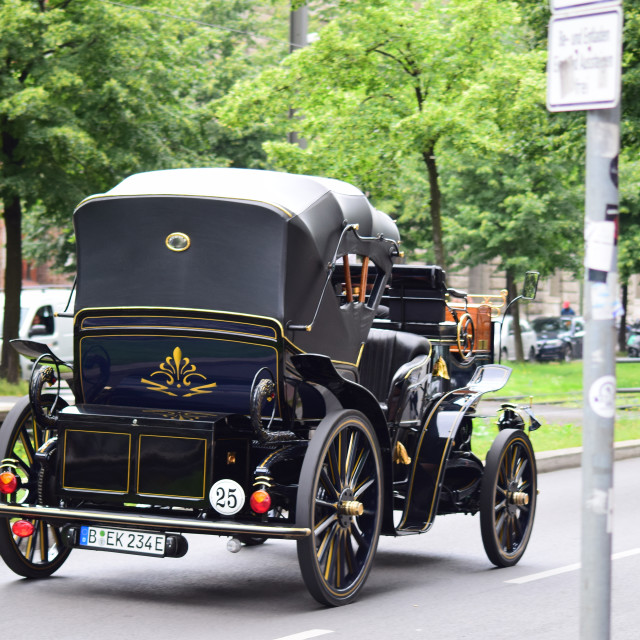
532, 317, 564, 334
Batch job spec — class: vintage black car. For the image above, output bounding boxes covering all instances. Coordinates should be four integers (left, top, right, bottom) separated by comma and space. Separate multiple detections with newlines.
0, 169, 540, 606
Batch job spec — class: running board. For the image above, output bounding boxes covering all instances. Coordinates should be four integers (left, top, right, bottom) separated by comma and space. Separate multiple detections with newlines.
0, 503, 310, 539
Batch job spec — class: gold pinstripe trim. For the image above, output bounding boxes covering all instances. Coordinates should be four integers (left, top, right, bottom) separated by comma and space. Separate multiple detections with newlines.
80, 313, 278, 340
137, 434, 208, 500
63, 429, 132, 493
403, 345, 433, 380
398, 391, 462, 531
76, 307, 285, 337
75, 194, 294, 219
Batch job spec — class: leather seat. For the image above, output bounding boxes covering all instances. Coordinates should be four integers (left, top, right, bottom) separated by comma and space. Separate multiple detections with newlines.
359, 328, 431, 404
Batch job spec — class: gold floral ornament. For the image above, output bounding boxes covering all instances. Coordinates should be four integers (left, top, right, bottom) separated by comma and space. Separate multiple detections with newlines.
141, 347, 217, 397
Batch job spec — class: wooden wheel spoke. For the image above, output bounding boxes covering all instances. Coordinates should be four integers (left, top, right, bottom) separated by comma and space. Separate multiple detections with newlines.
327, 441, 342, 489
509, 446, 520, 478
319, 467, 340, 501
25, 523, 36, 562
353, 476, 375, 500
513, 456, 528, 483
18, 432, 36, 467
315, 512, 338, 537
344, 430, 360, 483
317, 521, 338, 565
351, 448, 371, 489
39, 522, 49, 562
513, 514, 523, 541
495, 510, 507, 540
315, 498, 337, 510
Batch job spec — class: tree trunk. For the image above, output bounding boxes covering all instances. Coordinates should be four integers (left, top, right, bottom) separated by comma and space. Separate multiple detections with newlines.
619, 282, 628, 352
506, 269, 525, 362
0, 193, 22, 383
422, 148, 446, 271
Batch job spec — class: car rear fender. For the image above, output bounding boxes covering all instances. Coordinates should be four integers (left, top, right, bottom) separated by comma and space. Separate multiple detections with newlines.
290, 353, 395, 533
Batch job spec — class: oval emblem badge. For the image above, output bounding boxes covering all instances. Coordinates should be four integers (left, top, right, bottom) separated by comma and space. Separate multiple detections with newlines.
166, 232, 191, 252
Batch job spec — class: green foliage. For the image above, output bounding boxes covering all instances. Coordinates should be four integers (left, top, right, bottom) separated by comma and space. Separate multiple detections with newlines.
217, 0, 546, 266
2, 0, 286, 271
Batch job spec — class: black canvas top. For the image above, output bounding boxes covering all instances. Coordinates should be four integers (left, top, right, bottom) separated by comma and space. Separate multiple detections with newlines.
73, 168, 400, 363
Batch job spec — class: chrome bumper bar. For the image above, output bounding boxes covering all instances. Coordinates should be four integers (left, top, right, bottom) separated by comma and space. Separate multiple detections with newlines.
0, 503, 310, 539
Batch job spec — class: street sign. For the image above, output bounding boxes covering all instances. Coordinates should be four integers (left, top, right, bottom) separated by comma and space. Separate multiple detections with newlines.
547, 5, 622, 112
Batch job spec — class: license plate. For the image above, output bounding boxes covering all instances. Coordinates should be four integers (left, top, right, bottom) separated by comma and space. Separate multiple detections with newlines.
79, 526, 166, 556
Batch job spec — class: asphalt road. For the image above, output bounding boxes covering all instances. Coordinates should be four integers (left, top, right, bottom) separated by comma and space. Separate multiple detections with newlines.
0, 458, 637, 640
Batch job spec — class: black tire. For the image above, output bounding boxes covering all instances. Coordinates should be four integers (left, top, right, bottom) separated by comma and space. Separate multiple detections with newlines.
236, 535, 267, 546
480, 429, 537, 567
0, 395, 71, 578
296, 410, 383, 606
528, 346, 536, 362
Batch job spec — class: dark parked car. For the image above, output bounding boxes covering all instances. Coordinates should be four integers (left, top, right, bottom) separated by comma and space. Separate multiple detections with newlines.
533, 316, 585, 361
0, 168, 540, 606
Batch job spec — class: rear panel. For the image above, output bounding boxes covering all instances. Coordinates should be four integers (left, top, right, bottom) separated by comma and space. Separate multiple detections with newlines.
74, 309, 285, 416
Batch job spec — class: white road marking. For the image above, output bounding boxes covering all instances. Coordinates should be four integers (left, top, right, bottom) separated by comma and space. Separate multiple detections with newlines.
272, 630, 333, 640
506, 548, 640, 584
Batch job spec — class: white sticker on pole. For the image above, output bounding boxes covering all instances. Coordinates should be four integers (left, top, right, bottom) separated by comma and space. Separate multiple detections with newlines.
588, 375, 616, 418
590, 282, 613, 320
584, 220, 615, 272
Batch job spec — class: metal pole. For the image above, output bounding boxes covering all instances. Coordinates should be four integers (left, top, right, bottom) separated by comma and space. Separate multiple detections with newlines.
287, 3, 308, 147
580, 104, 620, 640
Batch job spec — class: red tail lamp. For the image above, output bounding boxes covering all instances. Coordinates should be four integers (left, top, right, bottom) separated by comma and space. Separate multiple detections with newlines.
12, 520, 35, 538
250, 490, 272, 514
0, 471, 17, 495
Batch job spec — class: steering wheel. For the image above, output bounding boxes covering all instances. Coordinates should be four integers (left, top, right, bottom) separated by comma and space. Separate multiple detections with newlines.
456, 313, 475, 361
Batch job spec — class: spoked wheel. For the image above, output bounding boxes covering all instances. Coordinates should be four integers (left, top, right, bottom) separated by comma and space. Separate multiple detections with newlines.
0, 395, 71, 578
480, 428, 537, 567
456, 313, 475, 361
296, 410, 383, 606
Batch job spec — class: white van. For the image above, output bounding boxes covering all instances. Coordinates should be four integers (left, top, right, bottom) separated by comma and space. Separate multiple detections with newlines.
0, 287, 75, 379
493, 315, 537, 361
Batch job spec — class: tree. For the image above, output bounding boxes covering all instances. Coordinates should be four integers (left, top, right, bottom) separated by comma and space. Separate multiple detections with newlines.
442, 107, 584, 359
217, 0, 543, 269
0, 0, 279, 381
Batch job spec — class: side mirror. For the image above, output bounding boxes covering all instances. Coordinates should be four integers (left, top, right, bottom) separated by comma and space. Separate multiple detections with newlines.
29, 324, 50, 337
521, 271, 539, 301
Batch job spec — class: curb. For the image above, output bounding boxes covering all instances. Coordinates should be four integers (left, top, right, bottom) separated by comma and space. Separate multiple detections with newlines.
536, 439, 640, 473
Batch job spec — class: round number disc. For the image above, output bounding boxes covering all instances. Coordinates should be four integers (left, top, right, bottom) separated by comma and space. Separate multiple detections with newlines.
210, 479, 245, 515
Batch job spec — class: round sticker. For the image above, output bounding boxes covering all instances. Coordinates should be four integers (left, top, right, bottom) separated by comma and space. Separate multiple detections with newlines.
210, 479, 245, 516
588, 375, 616, 419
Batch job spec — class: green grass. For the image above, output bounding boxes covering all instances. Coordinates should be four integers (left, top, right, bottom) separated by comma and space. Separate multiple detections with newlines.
471, 414, 640, 461
486, 360, 639, 400
0, 378, 28, 397
471, 360, 640, 459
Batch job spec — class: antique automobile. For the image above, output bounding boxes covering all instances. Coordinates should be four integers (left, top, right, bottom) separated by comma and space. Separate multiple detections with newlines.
0, 169, 540, 606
